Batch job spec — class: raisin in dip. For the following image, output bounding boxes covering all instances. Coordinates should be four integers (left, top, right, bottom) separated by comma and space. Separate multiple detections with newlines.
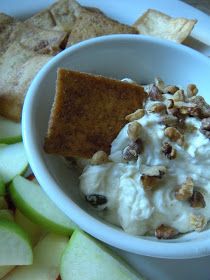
79, 78, 210, 238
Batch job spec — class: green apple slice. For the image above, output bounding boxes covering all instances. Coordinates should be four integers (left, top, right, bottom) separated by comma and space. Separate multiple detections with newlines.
0, 143, 28, 183
3, 233, 68, 280
0, 197, 8, 209
60, 230, 144, 280
0, 117, 21, 144
0, 266, 15, 279
0, 219, 33, 265
15, 210, 46, 246
0, 176, 6, 196
10, 176, 76, 235
0, 209, 14, 221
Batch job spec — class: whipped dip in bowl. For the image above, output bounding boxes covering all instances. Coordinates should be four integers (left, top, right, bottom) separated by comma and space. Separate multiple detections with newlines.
80, 80, 210, 238
22, 34, 210, 258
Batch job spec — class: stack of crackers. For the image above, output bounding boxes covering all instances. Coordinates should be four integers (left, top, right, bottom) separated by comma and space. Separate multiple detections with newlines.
0, 0, 137, 122
0, 0, 196, 122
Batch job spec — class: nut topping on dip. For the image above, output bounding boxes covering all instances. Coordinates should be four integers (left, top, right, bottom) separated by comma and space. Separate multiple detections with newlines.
79, 78, 210, 238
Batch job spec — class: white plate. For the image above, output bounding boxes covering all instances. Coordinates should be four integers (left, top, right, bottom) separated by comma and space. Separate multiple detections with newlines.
1, 0, 210, 279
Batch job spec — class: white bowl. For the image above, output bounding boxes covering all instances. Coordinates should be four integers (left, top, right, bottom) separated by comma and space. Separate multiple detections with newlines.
22, 34, 210, 259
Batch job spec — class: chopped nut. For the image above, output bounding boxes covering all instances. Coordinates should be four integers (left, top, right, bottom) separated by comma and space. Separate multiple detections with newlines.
167, 107, 181, 118
166, 99, 174, 109
143, 84, 153, 94
148, 85, 163, 101
164, 127, 184, 146
190, 214, 207, 232
190, 95, 206, 107
161, 142, 176, 159
187, 84, 198, 97
91, 151, 109, 165
141, 165, 166, 190
148, 102, 166, 113
141, 175, 159, 190
155, 224, 179, 239
122, 139, 142, 161
201, 117, 210, 130
164, 85, 179, 94
85, 194, 107, 208
202, 107, 210, 119
189, 190, 206, 208
127, 121, 142, 141
190, 96, 210, 118
125, 109, 145, 122
200, 117, 210, 138
187, 106, 203, 119
154, 77, 165, 91
142, 165, 166, 177
160, 115, 178, 127
175, 177, 194, 201
173, 89, 185, 102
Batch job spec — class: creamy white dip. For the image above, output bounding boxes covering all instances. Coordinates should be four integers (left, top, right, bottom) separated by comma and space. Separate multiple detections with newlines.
79, 81, 210, 236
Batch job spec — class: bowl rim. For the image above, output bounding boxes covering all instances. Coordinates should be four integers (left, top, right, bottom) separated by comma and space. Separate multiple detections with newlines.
22, 34, 210, 259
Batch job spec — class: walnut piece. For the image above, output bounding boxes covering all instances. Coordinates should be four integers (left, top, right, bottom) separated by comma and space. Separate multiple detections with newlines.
148, 102, 166, 113
155, 224, 179, 239
187, 106, 203, 119
164, 85, 179, 94
190, 95, 206, 107
190, 214, 207, 232
141, 165, 166, 191
175, 177, 194, 201
154, 77, 165, 91
91, 151, 109, 165
190, 96, 210, 118
200, 117, 210, 138
164, 127, 184, 146
160, 115, 178, 127
148, 85, 163, 101
189, 190, 206, 208
173, 89, 185, 102
161, 142, 176, 159
127, 121, 142, 141
122, 139, 142, 161
187, 84, 198, 97
125, 109, 145, 122
166, 99, 174, 109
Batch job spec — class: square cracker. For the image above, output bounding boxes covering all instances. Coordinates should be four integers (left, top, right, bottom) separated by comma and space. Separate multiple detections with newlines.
67, 7, 138, 46
10, 22, 68, 55
24, 10, 56, 29
44, 69, 147, 158
133, 9, 197, 43
50, 0, 82, 32
0, 42, 51, 121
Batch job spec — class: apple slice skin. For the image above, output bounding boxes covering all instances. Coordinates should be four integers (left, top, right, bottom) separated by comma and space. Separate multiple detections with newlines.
0, 135, 22, 145
0, 219, 33, 266
0, 117, 22, 144
60, 230, 144, 280
15, 210, 46, 246
9, 176, 76, 235
0, 143, 28, 183
2, 233, 68, 280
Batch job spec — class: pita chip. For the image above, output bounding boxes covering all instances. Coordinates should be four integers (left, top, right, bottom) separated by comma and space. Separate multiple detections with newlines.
133, 9, 197, 43
0, 42, 51, 121
44, 69, 147, 158
50, 0, 82, 32
24, 10, 55, 29
10, 22, 68, 55
67, 8, 138, 46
